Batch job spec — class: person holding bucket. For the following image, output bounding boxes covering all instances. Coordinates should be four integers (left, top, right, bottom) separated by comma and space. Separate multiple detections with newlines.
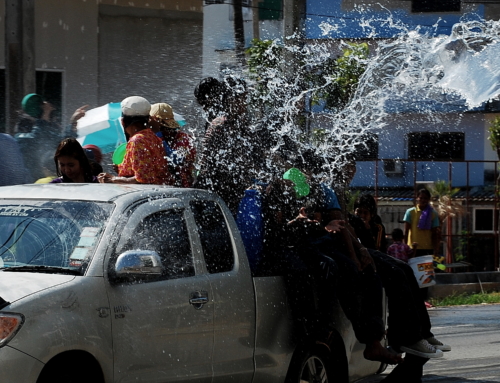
404, 188, 441, 258
403, 188, 441, 304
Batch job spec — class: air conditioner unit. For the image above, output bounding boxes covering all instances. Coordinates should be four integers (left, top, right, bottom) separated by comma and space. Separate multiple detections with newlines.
383, 159, 404, 176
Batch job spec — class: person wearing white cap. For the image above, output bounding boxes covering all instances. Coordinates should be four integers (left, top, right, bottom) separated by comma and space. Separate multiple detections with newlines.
98, 96, 173, 185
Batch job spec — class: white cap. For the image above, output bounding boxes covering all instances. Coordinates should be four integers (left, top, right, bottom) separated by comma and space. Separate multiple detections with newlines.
121, 96, 151, 117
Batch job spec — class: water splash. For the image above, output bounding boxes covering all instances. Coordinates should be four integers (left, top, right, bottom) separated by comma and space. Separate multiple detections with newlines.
236, 17, 500, 184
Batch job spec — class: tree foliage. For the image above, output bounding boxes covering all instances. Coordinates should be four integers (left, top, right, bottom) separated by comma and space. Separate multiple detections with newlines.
487, 116, 500, 155
245, 39, 369, 114
308, 42, 369, 111
428, 180, 465, 225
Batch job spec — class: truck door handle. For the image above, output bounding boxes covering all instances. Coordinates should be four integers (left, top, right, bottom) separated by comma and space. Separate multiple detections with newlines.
189, 291, 208, 309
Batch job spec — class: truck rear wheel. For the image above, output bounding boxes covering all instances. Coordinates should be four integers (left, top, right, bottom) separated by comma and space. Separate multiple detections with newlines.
286, 346, 336, 383
298, 354, 330, 383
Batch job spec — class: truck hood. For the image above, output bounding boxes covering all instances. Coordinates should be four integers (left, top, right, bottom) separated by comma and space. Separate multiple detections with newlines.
0, 272, 76, 306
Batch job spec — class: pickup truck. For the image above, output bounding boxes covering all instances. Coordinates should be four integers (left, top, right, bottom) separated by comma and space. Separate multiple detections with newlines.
0, 183, 384, 383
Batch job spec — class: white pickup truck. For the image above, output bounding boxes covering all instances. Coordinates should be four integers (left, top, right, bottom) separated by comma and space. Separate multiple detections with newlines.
0, 184, 384, 383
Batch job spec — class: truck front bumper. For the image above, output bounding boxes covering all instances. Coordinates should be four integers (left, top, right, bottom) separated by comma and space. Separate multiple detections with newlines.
0, 345, 44, 383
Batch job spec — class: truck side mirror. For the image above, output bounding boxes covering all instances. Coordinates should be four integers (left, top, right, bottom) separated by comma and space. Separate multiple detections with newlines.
115, 250, 163, 277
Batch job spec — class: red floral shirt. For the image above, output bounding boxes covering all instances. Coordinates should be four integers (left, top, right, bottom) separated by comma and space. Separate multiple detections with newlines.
119, 128, 173, 185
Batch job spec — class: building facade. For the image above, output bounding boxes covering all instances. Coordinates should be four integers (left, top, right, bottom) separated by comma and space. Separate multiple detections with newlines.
0, 0, 204, 131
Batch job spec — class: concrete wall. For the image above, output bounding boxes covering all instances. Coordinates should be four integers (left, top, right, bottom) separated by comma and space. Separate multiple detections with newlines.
429, 271, 500, 298
0, 0, 99, 124
98, 4, 203, 129
0, 0, 203, 127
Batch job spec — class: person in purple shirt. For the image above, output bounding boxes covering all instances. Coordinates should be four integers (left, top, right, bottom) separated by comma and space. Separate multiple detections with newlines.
0, 133, 31, 186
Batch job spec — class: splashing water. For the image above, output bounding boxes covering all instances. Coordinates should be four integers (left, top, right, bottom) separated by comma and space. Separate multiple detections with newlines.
232, 17, 500, 185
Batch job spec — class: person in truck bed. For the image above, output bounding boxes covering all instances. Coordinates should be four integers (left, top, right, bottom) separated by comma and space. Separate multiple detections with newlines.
350, 193, 451, 356
276, 152, 450, 362
261, 177, 402, 365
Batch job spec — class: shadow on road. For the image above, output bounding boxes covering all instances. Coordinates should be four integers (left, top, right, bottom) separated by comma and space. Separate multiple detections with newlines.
361, 373, 500, 383
423, 375, 499, 382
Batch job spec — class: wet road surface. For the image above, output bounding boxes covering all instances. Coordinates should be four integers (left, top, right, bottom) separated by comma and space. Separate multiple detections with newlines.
360, 304, 500, 383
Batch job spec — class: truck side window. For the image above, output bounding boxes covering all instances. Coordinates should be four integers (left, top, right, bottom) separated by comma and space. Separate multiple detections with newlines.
123, 209, 195, 279
190, 200, 234, 274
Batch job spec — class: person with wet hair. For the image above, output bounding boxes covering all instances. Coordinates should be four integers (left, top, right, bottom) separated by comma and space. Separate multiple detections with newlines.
50, 138, 96, 183
353, 194, 388, 253
194, 77, 230, 129
292, 153, 450, 363
83, 144, 104, 177
195, 77, 257, 215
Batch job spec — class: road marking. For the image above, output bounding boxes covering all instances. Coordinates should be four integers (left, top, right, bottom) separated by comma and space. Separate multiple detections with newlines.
425, 362, 500, 375
432, 324, 474, 330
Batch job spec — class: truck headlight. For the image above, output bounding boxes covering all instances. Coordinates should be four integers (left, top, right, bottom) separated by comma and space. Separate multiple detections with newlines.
0, 313, 24, 348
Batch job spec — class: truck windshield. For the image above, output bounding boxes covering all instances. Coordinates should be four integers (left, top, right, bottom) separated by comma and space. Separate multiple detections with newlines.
0, 200, 113, 275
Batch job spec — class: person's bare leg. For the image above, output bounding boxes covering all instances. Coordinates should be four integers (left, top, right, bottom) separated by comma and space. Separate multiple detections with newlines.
364, 340, 404, 365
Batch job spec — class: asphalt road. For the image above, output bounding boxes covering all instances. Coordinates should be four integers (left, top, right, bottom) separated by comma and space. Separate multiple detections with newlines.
360, 304, 500, 383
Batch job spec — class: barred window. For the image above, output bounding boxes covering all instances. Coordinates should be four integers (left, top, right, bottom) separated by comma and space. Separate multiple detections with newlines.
412, 0, 460, 13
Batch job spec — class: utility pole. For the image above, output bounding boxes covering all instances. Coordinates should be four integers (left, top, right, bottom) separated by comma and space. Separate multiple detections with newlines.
5, 0, 35, 134
283, 0, 305, 45
282, 0, 306, 75
282, 0, 307, 131
252, 0, 260, 40
233, 0, 247, 67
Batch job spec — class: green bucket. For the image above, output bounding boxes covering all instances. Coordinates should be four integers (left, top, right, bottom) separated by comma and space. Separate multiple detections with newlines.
112, 143, 127, 165
283, 168, 310, 198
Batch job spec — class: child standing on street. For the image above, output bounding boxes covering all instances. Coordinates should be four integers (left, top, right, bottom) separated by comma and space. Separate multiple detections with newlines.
387, 228, 416, 263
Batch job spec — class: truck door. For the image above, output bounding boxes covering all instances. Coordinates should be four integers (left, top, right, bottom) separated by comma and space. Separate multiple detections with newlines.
105, 199, 214, 383
189, 199, 256, 383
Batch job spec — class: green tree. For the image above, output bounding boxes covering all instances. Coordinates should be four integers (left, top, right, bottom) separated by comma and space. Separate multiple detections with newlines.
488, 116, 500, 160
308, 42, 369, 111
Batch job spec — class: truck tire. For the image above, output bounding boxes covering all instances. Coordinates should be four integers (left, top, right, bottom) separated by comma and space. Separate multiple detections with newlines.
285, 346, 336, 383
37, 352, 104, 383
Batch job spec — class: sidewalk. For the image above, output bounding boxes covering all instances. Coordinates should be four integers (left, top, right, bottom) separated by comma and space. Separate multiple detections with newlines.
428, 271, 500, 298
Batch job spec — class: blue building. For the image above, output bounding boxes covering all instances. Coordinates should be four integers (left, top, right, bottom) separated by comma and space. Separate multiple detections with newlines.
303, 0, 500, 188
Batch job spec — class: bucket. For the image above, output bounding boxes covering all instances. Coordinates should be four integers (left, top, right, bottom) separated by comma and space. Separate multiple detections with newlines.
408, 255, 436, 288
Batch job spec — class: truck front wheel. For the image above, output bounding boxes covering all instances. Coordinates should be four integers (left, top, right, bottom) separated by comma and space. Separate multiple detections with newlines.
37, 351, 104, 383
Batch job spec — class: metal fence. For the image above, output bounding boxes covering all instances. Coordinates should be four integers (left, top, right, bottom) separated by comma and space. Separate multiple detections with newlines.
360, 159, 499, 272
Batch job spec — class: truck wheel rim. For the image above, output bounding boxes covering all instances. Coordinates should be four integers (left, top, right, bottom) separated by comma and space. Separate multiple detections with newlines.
300, 355, 328, 383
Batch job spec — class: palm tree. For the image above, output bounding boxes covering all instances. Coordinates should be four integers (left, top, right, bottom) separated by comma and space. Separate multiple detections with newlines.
428, 180, 467, 266
428, 180, 464, 225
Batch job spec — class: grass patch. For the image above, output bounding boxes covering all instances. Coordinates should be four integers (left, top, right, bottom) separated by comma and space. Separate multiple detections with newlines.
430, 292, 500, 307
